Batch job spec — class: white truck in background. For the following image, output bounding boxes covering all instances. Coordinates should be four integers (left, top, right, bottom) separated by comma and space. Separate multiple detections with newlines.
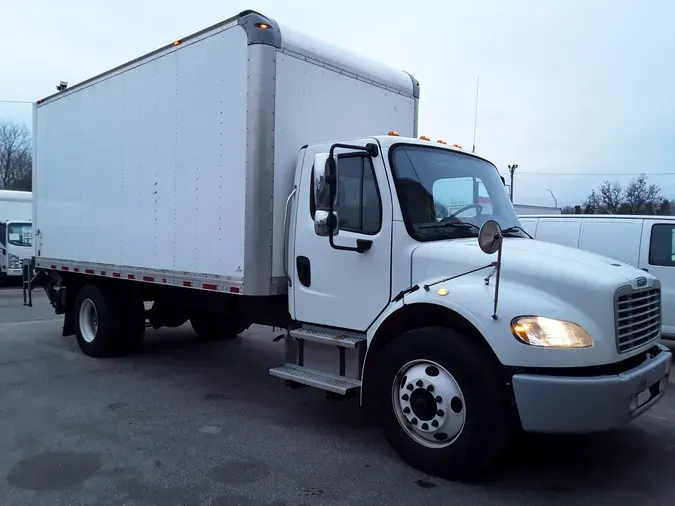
0, 190, 32, 283
23, 10, 672, 480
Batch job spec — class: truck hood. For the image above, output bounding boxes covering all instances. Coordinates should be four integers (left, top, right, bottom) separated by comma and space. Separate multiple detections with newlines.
411, 237, 652, 292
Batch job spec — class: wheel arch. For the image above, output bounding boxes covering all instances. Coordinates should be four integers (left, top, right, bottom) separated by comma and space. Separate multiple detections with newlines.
361, 302, 504, 408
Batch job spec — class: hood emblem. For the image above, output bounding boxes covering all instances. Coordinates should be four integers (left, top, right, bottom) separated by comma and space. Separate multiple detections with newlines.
637, 277, 647, 287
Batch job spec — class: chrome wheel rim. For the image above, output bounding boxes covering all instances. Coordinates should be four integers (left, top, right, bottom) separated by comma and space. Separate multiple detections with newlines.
79, 299, 98, 343
391, 360, 466, 449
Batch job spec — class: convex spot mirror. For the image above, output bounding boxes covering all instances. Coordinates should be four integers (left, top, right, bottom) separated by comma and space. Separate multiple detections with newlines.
478, 220, 503, 255
313, 153, 340, 237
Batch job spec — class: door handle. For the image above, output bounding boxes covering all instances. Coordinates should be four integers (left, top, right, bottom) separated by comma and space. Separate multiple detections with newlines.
296, 256, 311, 287
642, 268, 649, 272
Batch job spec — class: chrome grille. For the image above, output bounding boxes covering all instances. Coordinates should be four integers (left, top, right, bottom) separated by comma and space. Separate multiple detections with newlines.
614, 284, 661, 354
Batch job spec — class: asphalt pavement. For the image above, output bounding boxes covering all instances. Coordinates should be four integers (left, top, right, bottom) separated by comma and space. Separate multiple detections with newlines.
1, 286, 674, 505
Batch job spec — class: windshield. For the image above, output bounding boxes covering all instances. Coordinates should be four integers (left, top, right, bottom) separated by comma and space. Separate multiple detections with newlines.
390, 145, 523, 241
8, 222, 32, 247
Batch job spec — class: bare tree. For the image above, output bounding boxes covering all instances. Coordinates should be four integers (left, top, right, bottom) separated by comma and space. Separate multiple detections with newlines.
0, 120, 32, 190
623, 174, 662, 214
597, 180, 622, 214
583, 189, 601, 213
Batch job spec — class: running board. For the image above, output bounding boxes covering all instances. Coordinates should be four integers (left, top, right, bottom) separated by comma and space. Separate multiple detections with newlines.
289, 326, 366, 349
269, 364, 362, 395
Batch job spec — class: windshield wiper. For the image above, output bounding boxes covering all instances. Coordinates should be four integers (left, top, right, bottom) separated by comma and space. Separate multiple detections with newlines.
502, 225, 532, 239
418, 221, 479, 231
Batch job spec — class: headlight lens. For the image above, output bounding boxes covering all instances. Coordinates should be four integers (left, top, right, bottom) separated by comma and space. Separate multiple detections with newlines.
511, 316, 593, 348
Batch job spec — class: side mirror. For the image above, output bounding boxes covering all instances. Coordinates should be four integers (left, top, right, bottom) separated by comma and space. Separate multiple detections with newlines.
313, 153, 340, 237
478, 220, 503, 254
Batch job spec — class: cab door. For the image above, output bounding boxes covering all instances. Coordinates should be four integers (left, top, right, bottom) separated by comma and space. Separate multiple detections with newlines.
291, 140, 392, 331
639, 220, 675, 337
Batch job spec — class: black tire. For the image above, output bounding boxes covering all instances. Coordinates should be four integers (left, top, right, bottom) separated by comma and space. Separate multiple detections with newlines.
190, 312, 249, 341
121, 297, 146, 351
371, 326, 511, 481
73, 284, 126, 358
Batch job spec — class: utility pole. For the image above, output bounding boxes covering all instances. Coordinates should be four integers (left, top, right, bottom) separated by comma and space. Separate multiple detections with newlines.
472, 75, 479, 153
508, 164, 518, 202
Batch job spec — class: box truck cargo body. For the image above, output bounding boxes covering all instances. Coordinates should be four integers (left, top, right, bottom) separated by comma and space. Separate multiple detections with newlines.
25, 10, 671, 480
0, 190, 32, 281
32, 15, 417, 296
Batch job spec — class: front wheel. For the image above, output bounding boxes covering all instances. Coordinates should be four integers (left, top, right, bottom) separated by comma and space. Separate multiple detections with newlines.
371, 326, 511, 480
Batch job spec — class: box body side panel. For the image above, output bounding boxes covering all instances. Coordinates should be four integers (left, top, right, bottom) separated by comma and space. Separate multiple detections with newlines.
35, 26, 249, 278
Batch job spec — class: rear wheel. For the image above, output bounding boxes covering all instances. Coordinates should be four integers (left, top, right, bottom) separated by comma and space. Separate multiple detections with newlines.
74, 284, 125, 357
190, 312, 249, 341
371, 326, 511, 480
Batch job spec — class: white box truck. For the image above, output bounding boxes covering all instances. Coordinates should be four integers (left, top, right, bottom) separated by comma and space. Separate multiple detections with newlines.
0, 190, 32, 283
23, 10, 672, 480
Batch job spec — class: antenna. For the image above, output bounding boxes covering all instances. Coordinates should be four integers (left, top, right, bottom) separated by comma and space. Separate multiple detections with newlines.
472, 75, 479, 153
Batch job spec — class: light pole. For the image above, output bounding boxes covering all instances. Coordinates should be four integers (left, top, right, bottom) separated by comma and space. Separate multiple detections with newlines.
545, 188, 558, 208
508, 164, 518, 202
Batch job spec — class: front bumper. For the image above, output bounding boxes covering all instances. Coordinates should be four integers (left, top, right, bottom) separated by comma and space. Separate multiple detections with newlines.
513, 344, 672, 433
6, 268, 22, 278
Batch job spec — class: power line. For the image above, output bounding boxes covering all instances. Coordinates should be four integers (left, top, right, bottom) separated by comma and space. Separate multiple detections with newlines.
0, 100, 33, 104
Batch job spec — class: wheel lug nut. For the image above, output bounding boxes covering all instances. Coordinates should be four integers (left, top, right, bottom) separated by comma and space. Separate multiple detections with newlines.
401, 394, 409, 401
421, 422, 429, 430
403, 407, 410, 414
406, 384, 413, 391
437, 409, 445, 417
426, 384, 434, 392
415, 380, 423, 387
411, 418, 418, 425
435, 396, 442, 403
431, 420, 439, 427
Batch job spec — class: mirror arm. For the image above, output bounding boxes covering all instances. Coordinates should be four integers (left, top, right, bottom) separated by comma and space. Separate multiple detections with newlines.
422, 262, 497, 292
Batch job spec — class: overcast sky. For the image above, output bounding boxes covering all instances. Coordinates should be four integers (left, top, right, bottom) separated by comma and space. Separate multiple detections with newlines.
1, 0, 674, 207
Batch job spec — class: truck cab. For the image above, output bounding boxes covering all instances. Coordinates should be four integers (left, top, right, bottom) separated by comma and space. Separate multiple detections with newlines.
273, 133, 672, 478
1, 220, 33, 282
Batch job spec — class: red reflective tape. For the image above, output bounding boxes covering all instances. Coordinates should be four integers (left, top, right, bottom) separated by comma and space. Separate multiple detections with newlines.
61, 266, 69, 271
183, 281, 192, 287
229, 286, 240, 293
142, 276, 154, 282
73, 267, 79, 272
162, 278, 167, 283
50, 264, 56, 269
112, 272, 121, 278
128, 274, 135, 280
203, 283, 218, 291
85, 269, 94, 274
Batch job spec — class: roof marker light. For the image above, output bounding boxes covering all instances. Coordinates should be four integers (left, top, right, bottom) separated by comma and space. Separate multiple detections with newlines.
173, 40, 182, 46
437, 140, 447, 145
453, 144, 463, 149
255, 23, 271, 29
419, 136, 430, 141
388, 130, 400, 136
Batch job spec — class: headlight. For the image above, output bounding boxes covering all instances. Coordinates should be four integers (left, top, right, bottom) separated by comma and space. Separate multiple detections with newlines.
8, 254, 20, 269
511, 316, 593, 348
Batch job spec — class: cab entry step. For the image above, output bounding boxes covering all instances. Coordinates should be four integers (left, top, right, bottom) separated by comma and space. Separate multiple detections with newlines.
269, 364, 362, 395
289, 326, 366, 349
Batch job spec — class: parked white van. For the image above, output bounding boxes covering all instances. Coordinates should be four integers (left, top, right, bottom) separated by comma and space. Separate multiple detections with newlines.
519, 214, 675, 338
